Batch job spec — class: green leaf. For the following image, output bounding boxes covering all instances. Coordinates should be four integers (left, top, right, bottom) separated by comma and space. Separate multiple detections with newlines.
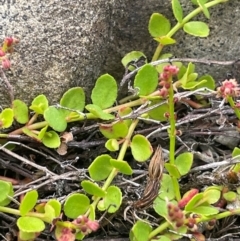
60, 87, 85, 116
198, 0, 210, 19
232, 147, 240, 157
148, 13, 171, 37
157, 174, 176, 200
64, 193, 90, 219
0, 180, 14, 206
110, 159, 133, 175
193, 75, 215, 90
20, 190, 38, 216
12, 100, 29, 124
130, 135, 153, 162
104, 186, 122, 213
105, 139, 119, 151
46, 199, 61, 217
164, 163, 181, 178
183, 21, 209, 37
99, 121, 129, 139
203, 187, 221, 204
0, 108, 14, 128
154, 36, 176, 46
185, 193, 205, 211
130, 220, 152, 241
134, 64, 159, 96
191, 206, 219, 215
85, 104, 114, 120
29, 94, 49, 114
175, 152, 193, 176
148, 101, 169, 121
81, 180, 106, 197
88, 155, 113, 181
19, 230, 37, 241
44, 106, 67, 132
121, 51, 147, 71
44, 203, 56, 223
182, 79, 207, 90
223, 191, 237, 202
17, 217, 45, 232
91, 74, 117, 109
38, 125, 48, 140
172, 0, 183, 23
42, 131, 61, 148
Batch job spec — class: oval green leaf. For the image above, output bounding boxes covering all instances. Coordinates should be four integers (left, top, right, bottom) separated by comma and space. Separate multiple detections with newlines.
0, 108, 14, 128
104, 186, 122, 213
44, 106, 67, 132
183, 21, 209, 37
46, 199, 61, 217
29, 94, 49, 114
17, 217, 45, 232
193, 75, 215, 90
134, 64, 158, 96
110, 159, 133, 175
130, 135, 153, 162
81, 180, 106, 197
0, 180, 14, 206
88, 155, 113, 181
12, 99, 29, 124
20, 190, 38, 216
148, 13, 171, 37
42, 131, 61, 148
85, 104, 114, 120
191, 206, 219, 216
105, 139, 119, 151
64, 193, 90, 219
60, 87, 85, 116
99, 121, 129, 139
130, 220, 152, 241
172, 0, 183, 23
164, 163, 181, 178
175, 152, 193, 176
91, 74, 117, 109
154, 36, 176, 46
148, 101, 169, 121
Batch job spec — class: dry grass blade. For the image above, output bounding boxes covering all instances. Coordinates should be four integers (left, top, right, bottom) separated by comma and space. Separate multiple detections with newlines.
133, 146, 164, 209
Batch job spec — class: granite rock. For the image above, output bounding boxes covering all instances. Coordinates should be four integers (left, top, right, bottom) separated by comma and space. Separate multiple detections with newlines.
0, 0, 239, 106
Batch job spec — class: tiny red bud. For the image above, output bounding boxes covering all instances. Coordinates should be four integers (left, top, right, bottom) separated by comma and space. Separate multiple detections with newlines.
164, 112, 170, 119
178, 189, 199, 209
4, 37, 13, 47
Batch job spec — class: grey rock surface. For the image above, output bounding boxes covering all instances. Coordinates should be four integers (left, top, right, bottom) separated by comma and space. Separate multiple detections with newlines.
0, 0, 239, 106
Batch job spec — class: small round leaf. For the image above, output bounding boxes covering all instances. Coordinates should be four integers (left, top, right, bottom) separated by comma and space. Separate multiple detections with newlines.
91, 74, 117, 109
130, 135, 153, 162
105, 139, 119, 151
64, 193, 90, 219
88, 155, 113, 181
130, 220, 152, 241
60, 87, 85, 115
0, 108, 14, 128
175, 152, 193, 176
183, 21, 209, 37
0, 180, 14, 206
110, 159, 133, 175
44, 107, 67, 132
42, 131, 61, 148
20, 190, 38, 216
121, 51, 147, 71
12, 99, 29, 124
104, 186, 122, 213
29, 94, 49, 114
81, 180, 106, 197
148, 13, 171, 37
172, 0, 183, 23
134, 64, 158, 96
17, 217, 45, 232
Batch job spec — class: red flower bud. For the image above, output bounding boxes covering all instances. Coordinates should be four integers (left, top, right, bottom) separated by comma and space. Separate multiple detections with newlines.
0, 48, 5, 57
178, 189, 199, 209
